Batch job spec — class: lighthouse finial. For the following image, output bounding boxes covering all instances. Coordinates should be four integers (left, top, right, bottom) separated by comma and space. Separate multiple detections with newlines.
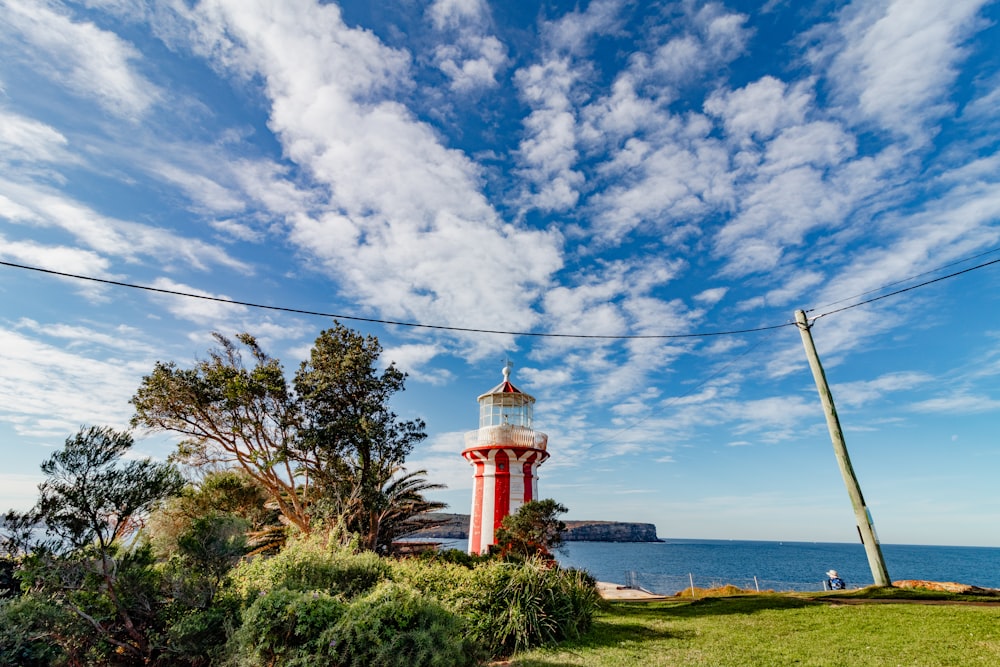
503, 358, 513, 382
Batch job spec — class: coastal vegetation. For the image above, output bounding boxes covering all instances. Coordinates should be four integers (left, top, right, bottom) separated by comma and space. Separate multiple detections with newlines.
0, 323, 599, 666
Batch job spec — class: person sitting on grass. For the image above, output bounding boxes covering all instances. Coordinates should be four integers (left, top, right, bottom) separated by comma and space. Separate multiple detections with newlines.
826, 569, 846, 590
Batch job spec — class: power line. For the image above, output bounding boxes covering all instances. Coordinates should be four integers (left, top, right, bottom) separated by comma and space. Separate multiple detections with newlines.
810, 257, 1000, 322
807, 245, 1000, 312
0, 260, 793, 340
2, 252, 998, 338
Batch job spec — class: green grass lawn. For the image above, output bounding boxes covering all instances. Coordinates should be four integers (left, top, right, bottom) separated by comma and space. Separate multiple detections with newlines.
510, 593, 1000, 666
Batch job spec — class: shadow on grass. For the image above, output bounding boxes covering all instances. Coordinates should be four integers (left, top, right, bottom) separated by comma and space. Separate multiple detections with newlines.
605, 594, 817, 619
508, 619, 692, 667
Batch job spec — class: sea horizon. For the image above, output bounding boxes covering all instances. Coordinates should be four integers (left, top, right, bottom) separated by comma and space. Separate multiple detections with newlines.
428, 537, 1000, 593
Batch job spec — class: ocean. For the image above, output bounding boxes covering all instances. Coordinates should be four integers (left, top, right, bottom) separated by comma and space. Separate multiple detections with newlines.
435, 538, 1000, 593
555, 539, 1000, 594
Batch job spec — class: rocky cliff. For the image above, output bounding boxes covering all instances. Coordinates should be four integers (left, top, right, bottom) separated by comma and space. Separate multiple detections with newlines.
563, 520, 660, 542
407, 513, 661, 543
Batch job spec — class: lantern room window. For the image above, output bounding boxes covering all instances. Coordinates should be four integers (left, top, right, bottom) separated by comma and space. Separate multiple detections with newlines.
479, 394, 533, 428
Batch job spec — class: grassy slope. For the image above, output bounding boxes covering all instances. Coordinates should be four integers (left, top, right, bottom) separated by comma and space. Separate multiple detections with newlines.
511, 593, 1000, 666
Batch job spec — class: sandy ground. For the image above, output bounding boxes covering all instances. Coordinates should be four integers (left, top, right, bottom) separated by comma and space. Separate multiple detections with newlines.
596, 581, 670, 600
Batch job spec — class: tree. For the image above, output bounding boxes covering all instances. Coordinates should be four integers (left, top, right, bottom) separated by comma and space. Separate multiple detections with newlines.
34, 426, 185, 553
14, 426, 185, 663
293, 323, 429, 549
131, 333, 310, 532
131, 323, 439, 551
148, 469, 278, 559
493, 499, 568, 560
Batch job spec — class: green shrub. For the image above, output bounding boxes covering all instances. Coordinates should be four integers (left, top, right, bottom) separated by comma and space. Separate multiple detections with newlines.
163, 594, 241, 666
0, 596, 72, 667
463, 559, 600, 658
227, 588, 346, 666
227, 532, 389, 603
387, 556, 473, 605
320, 581, 481, 667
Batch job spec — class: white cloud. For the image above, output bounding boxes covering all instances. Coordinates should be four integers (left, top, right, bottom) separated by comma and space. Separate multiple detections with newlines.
0, 235, 111, 277
0, 326, 147, 437
694, 287, 728, 306
762, 121, 856, 173
433, 35, 506, 92
764, 271, 824, 306
15, 318, 151, 353
428, 0, 488, 31
147, 277, 248, 325
911, 393, 1000, 414
1, 0, 159, 119
428, 0, 506, 93
184, 0, 563, 357
0, 178, 250, 273
151, 162, 248, 215
832, 372, 933, 408
815, 0, 989, 143
589, 115, 732, 240
381, 343, 451, 385
704, 76, 812, 143
715, 166, 849, 276
515, 58, 584, 212
0, 109, 71, 163
543, 0, 624, 55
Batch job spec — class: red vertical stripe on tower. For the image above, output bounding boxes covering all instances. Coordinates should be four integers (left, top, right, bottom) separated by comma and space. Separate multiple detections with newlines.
522, 458, 534, 502
493, 450, 510, 538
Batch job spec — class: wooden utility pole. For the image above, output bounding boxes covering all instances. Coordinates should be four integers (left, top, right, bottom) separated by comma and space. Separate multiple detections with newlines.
795, 309, 892, 587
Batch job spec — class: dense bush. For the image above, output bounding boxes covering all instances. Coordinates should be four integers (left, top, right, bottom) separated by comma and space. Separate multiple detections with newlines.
389, 554, 600, 659
227, 588, 347, 667
388, 556, 473, 604
161, 595, 242, 666
462, 559, 600, 657
0, 596, 71, 667
227, 533, 389, 602
321, 582, 481, 667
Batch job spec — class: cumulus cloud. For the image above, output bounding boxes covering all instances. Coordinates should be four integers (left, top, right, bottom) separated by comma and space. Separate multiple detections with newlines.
183, 0, 563, 356
514, 58, 584, 212
428, 0, 506, 93
705, 76, 813, 143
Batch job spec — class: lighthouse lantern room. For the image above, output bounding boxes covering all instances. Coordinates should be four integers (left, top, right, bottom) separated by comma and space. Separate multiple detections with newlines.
462, 363, 549, 555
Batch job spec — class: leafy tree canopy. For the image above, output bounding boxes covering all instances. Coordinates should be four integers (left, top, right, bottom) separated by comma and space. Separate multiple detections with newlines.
34, 426, 185, 553
131, 322, 437, 550
493, 499, 568, 560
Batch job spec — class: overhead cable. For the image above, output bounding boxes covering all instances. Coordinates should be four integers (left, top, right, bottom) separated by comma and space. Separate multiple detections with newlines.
2, 253, 998, 339
0, 260, 793, 339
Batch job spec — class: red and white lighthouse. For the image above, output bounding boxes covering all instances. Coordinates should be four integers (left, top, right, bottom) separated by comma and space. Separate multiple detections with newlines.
462, 363, 549, 555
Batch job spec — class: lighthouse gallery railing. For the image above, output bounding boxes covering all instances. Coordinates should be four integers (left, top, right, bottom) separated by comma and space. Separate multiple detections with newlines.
464, 424, 548, 450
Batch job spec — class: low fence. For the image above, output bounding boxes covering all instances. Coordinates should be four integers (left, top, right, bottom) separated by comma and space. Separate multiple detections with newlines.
621, 570, 837, 595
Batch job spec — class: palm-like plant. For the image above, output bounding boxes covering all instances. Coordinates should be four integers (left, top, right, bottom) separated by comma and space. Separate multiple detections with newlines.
369, 468, 447, 552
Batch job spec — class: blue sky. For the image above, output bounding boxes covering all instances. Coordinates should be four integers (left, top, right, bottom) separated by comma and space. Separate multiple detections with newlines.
2, 0, 999, 548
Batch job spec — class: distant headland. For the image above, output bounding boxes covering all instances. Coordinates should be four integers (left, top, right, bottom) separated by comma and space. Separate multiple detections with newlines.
409, 513, 662, 543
